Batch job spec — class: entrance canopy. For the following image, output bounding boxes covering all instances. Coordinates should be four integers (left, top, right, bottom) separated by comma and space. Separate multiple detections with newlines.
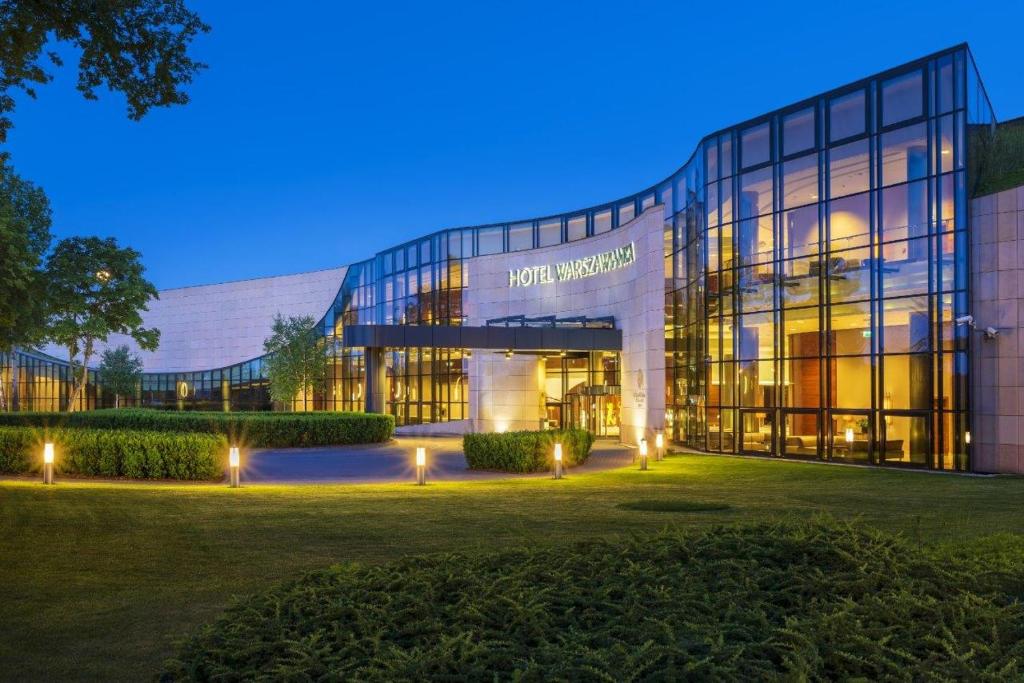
342, 324, 622, 352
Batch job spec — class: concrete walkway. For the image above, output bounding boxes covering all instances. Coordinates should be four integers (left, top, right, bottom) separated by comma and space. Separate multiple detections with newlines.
241, 436, 635, 484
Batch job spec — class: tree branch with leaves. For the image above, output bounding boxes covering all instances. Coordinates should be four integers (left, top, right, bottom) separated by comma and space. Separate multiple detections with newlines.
263, 315, 329, 410
98, 344, 143, 409
45, 237, 160, 411
0, 0, 209, 143
0, 162, 51, 410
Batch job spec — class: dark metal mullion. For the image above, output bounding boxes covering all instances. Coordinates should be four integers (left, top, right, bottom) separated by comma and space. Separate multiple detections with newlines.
820, 124, 830, 461
869, 85, 882, 467
773, 110, 784, 456
926, 109, 941, 470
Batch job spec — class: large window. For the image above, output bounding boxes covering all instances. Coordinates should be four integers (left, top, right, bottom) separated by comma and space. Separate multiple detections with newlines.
666, 47, 975, 470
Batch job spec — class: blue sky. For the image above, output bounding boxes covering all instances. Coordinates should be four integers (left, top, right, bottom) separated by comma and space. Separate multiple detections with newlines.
6, 0, 1023, 289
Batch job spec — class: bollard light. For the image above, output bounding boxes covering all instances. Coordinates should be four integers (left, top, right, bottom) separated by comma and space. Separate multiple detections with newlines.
416, 447, 426, 485
655, 432, 664, 461
965, 430, 971, 445
42, 442, 55, 485
844, 427, 854, 445
639, 438, 649, 471
553, 442, 563, 480
229, 446, 240, 488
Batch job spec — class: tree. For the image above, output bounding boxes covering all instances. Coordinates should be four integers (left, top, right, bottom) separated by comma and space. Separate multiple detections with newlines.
0, 0, 209, 143
98, 345, 143, 409
45, 237, 160, 411
0, 163, 51, 410
263, 315, 329, 410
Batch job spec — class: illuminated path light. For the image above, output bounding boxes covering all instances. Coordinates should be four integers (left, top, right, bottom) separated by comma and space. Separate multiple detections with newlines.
42, 443, 54, 485
229, 446, 240, 488
416, 447, 426, 485
639, 439, 649, 471
655, 432, 664, 461
553, 442, 563, 480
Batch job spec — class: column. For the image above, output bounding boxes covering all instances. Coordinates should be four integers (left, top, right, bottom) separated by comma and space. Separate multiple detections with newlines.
364, 347, 387, 414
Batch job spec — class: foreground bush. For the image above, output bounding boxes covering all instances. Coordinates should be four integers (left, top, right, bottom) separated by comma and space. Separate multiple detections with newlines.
463, 428, 594, 472
0, 427, 225, 479
162, 520, 1024, 681
0, 409, 395, 448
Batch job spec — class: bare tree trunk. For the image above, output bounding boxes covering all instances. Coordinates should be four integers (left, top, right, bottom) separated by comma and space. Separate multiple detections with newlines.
0, 350, 9, 412
67, 340, 93, 413
115, 394, 120, 409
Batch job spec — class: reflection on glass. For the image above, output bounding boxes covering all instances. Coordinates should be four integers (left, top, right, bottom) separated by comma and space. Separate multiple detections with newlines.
477, 227, 503, 255
782, 204, 820, 259
706, 138, 718, 180
882, 414, 929, 465
829, 139, 870, 197
830, 302, 871, 355
829, 192, 870, 250
538, 218, 561, 247
832, 355, 872, 408
721, 135, 733, 177
782, 153, 818, 209
781, 257, 820, 308
593, 209, 612, 234
567, 215, 586, 241
737, 216, 773, 266
829, 89, 865, 141
783, 108, 815, 156
881, 180, 928, 242
738, 312, 773, 360
706, 183, 719, 227
740, 410, 773, 450
881, 237, 929, 297
882, 296, 929, 353
508, 222, 533, 251
881, 122, 928, 186
618, 201, 635, 226
881, 70, 923, 126
828, 246, 871, 304
783, 411, 820, 457
739, 167, 772, 218
782, 307, 819, 357
831, 414, 871, 462
738, 262, 774, 311
741, 122, 770, 168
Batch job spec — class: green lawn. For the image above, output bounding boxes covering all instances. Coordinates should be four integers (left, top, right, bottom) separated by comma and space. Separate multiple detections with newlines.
2, 454, 1023, 681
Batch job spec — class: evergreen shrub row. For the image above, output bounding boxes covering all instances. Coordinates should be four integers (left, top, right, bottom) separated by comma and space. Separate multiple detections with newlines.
162, 519, 1024, 680
0, 426, 225, 479
463, 428, 594, 472
0, 409, 395, 448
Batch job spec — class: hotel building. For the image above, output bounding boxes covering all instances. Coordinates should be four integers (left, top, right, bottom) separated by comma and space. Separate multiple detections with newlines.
6, 44, 1024, 473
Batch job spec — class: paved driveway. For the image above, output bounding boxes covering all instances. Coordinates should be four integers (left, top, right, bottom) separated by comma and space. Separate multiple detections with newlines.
241, 436, 634, 484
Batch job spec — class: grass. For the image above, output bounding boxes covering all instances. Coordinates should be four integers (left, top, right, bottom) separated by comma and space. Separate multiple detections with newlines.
2, 454, 1024, 680
616, 498, 732, 512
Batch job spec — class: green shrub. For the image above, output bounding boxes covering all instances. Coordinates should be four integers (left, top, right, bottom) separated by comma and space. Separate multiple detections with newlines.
0, 427, 226, 479
0, 409, 395, 448
162, 519, 1024, 681
463, 428, 594, 473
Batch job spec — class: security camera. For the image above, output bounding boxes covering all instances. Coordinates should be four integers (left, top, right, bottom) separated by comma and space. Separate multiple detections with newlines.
984, 326, 1000, 339
955, 315, 975, 327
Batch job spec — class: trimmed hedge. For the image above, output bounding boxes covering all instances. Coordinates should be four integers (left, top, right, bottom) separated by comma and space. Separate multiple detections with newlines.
463, 428, 594, 473
0, 409, 395, 448
162, 519, 1024, 680
0, 427, 226, 480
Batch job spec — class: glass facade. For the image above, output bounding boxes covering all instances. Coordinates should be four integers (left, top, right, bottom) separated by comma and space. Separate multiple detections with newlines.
0, 46, 995, 470
666, 45, 990, 471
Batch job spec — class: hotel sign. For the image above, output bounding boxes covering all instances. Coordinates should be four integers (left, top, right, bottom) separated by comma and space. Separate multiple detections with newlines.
508, 242, 636, 287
